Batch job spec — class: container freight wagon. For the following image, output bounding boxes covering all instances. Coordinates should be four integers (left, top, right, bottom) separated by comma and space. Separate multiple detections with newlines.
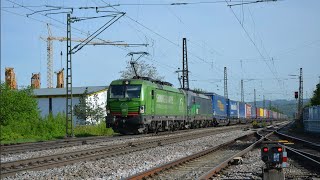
205, 93, 228, 126
256, 108, 261, 119
239, 102, 246, 124
264, 109, 268, 119
251, 106, 257, 120
227, 99, 239, 125
272, 111, 278, 120
246, 104, 252, 123
260, 108, 264, 120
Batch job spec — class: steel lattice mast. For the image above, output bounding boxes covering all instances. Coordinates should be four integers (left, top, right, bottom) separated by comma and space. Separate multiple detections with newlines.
46, 24, 53, 88
182, 38, 189, 90
298, 68, 303, 119
224, 67, 228, 99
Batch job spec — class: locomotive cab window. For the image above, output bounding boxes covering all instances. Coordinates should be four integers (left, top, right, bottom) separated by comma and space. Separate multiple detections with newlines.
110, 85, 141, 98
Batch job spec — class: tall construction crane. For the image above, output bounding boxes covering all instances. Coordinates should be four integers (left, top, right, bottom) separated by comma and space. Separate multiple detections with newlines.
41, 24, 148, 88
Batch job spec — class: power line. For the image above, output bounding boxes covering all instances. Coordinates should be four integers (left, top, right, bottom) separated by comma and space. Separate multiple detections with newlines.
224, 0, 286, 95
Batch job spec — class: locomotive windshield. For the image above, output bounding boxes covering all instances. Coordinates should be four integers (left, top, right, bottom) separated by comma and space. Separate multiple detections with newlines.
109, 85, 142, 98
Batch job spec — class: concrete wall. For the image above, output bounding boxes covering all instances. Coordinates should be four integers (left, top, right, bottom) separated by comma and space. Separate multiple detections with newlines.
303, 105, 320, 133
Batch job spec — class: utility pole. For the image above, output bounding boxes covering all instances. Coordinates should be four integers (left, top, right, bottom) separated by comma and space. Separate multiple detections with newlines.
182, 38, 189, 90
241, 79, 244, 102
298, 68, 303, 119
254, 89, 256, 108
224, 67, 228, 99
64, 11, 125, 137
269, 100, 272, 110
66, 13, 73, 137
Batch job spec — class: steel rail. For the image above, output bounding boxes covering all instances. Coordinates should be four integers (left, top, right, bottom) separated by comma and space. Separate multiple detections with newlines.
198, 130, 274, 180
125, 122, 289, 180
126, 129, 273, 180
0, 125, 248, 178
1, 124, 251, 155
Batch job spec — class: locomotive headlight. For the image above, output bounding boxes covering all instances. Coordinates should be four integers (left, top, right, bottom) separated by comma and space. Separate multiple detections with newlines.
140, 105, 145, 114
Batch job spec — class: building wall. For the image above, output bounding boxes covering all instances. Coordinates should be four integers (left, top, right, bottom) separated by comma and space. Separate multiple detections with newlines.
36, 90, 107, 125
85, 90, 108, 124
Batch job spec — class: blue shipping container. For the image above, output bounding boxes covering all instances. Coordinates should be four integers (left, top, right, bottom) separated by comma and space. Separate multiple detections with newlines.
228, 99, 239, 118
205, 93, 228, 119
239, 102, 246, 118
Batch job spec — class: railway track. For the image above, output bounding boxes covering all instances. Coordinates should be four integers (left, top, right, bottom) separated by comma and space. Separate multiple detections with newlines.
0, 124, 251, 156
0, 125, 249, 178
126, 128, 274, 180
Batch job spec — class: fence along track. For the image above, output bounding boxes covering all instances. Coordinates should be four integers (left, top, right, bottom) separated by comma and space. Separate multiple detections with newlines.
0, 125, 248, 178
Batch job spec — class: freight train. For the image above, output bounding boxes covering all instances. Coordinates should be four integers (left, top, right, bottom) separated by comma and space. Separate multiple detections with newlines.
106, 77, 287, 134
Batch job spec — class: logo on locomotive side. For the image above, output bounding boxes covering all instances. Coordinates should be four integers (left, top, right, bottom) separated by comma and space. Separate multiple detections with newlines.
217, 100, 224, 111
156, 94, 174, 104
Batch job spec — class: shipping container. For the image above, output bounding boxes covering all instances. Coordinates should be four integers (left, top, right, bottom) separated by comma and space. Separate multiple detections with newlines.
246, 104, 252, 119
205, 93, 228, 125
264, 109, 267, 118
251, 106, 257, 119
239, 102, 246, 118
227, 99, 239, 125
260, 108, 264, 118
239, 102, 246, 123
272, 111, 277, 120
267, 110, 271, 119
227, 99, 239, 118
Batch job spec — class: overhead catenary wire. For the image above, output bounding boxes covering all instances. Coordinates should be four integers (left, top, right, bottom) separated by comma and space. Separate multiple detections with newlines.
99, 0, 246, 91
224, 0, 287, 97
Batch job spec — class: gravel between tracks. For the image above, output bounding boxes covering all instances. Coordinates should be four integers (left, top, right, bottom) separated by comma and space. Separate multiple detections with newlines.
4, 129, 253, 179
1, 129, 208, 162
213, 148, 320, 180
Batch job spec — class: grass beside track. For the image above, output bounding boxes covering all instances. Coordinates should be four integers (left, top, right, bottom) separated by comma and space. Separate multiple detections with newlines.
1, 114, 114, 145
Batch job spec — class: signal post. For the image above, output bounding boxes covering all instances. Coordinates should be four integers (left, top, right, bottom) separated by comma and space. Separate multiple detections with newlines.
261, 141, 287, 180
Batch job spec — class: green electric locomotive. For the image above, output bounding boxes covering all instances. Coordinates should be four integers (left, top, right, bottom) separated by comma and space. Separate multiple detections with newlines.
106, 77, 213, 134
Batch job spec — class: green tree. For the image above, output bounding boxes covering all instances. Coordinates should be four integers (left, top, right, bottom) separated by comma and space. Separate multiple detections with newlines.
74, 88, 105, 125
0, 83, 39, 126
0, 82, 44, 141
119, 60, 164, 80
310, 83, 320, 106
270, 106, 283, 114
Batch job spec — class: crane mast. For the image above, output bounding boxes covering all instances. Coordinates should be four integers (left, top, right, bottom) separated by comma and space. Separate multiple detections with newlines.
41, 24, 146, 88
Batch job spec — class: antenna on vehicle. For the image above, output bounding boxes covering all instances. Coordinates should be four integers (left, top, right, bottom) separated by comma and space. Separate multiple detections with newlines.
127, 52, 149, 78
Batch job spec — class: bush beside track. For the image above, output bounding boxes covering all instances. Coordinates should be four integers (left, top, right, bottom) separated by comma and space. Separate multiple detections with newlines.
0, 83, 114, 144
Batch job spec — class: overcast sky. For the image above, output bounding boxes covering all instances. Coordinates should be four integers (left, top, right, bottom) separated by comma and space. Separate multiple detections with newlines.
1, 0, 320, 101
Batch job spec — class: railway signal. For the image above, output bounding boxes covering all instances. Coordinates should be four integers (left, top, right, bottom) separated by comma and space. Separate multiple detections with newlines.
261, 142, 286, 180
